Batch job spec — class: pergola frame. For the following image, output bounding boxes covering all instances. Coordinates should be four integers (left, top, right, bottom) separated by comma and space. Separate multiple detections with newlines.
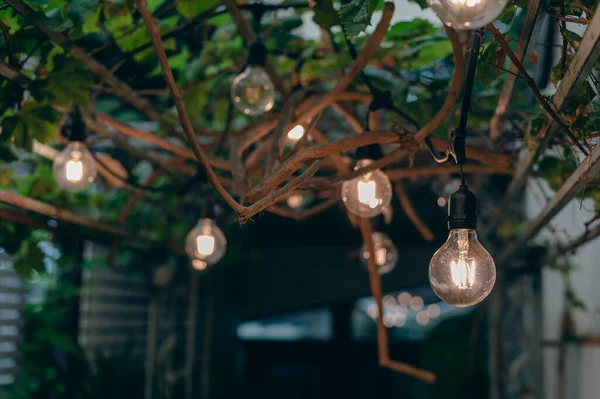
0, 0, 598, 384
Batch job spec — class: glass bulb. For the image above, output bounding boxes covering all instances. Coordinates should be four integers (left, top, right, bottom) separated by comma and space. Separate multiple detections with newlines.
286, 194, 304, 209
52, 142, 97, 192
341, 159, 392, 217
428, 0, 509, 30
185, 218, 227, 266
231, 66, 275, 116
360, 231, 398, 275
287, 125, 305, 141
429, 229, 496, 307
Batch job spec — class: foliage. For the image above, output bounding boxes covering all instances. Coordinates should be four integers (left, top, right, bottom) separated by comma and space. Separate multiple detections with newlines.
0, 0, 596, 396
1, 281, 149, 399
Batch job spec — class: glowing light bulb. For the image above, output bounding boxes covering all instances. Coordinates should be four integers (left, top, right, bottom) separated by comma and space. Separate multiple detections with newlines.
231, 66, 275, 116
429, 229, 496, 307
341, 159, 392, 217
52, 142, 97, 192
286, 194, 304, 209
428, 0, 508, 30
185, 218, 227, 267
360, 231, 398, 275
287, 125, 305, 141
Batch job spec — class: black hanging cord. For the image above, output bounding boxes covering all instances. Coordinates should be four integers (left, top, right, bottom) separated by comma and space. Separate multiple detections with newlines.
249, 3, 266, 37
457, 28, 484, 139
428, 28, 485, 167
67, 107, 87, 143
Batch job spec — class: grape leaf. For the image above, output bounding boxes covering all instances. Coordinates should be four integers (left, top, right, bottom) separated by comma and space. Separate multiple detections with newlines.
0, 102, 61, 151
175, 0, 219, 19
30, 58, 93, 107
312, 0, 340, 30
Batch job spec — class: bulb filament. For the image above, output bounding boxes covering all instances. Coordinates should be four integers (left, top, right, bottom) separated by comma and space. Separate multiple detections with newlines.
66, 160, 84, 182
196, 235, 215, 256
358, 180, 381, 209
450, 258, 476, 289
450, 229, 476, 289
375, 247, 387, 266
245, 84, 261, 104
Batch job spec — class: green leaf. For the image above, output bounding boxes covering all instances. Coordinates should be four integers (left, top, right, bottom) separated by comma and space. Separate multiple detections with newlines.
0, 9, 23, 34
0, 102, 60, 151
312, 0, 340, 30
14, 238, 46, 278
81, 6, 101, 34
339, 0, 374, 37
182, 82, 207, 124
67, 0, 99, 26
175, 0, 219, 19
30, 58, 93, 107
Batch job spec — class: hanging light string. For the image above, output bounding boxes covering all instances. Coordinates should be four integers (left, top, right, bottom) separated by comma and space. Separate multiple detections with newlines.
428, 27, 485, 179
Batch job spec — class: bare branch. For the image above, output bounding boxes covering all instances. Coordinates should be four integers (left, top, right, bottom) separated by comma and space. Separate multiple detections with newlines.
244, 130, 403, 202
358, 217, 436, 384
0, 190, 184, 254
238, 161, 322, 223
413, 26, 465, 142
297, 2, 395, 123
487, 23, 589, 155
266, 197, 339, 221
131, 0, 245, 213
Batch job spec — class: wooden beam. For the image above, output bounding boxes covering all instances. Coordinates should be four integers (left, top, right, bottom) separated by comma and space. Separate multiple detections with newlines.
496, 142, 600, 266
4, 0, 174, 133
0, 190, 185, 255
490, 0, 550, 141
486, 11, 600, 235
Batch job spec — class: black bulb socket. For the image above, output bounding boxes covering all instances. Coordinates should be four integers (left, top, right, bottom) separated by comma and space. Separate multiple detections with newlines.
201, 200, 216, 219
247, 40, 268, 67
355, 143, 383, 161
67, 118, 86, 143
447, 184, 477, 230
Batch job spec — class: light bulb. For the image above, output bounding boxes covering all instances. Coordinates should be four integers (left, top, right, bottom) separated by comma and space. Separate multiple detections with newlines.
428, 0, 508, 30
52, 142, 97, 192
341, 159, 392, 217
360, 231, 398, 275
185, 218, 227, 267
231, 66, 275, 116
429, 229, 496, 307
287, 125, 305, 141
286, 194, 304, 209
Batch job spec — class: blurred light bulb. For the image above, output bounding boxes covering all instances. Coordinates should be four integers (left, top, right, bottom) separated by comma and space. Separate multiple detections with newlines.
427, 304, 441, 318
398, 292, 412, 306
428, 0, 508, 30
287, 125, 305, 141
52, 142, 97, 192
192, 259, 208, 271
186, 218, 227, 267
286, 194, 304, 209
360, 231, 398, 275
416, 311, 431, 326
231, 66, 275, 116
410, 296, 424, 311
342, 159, 392, 217
429, 229, 496, 307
